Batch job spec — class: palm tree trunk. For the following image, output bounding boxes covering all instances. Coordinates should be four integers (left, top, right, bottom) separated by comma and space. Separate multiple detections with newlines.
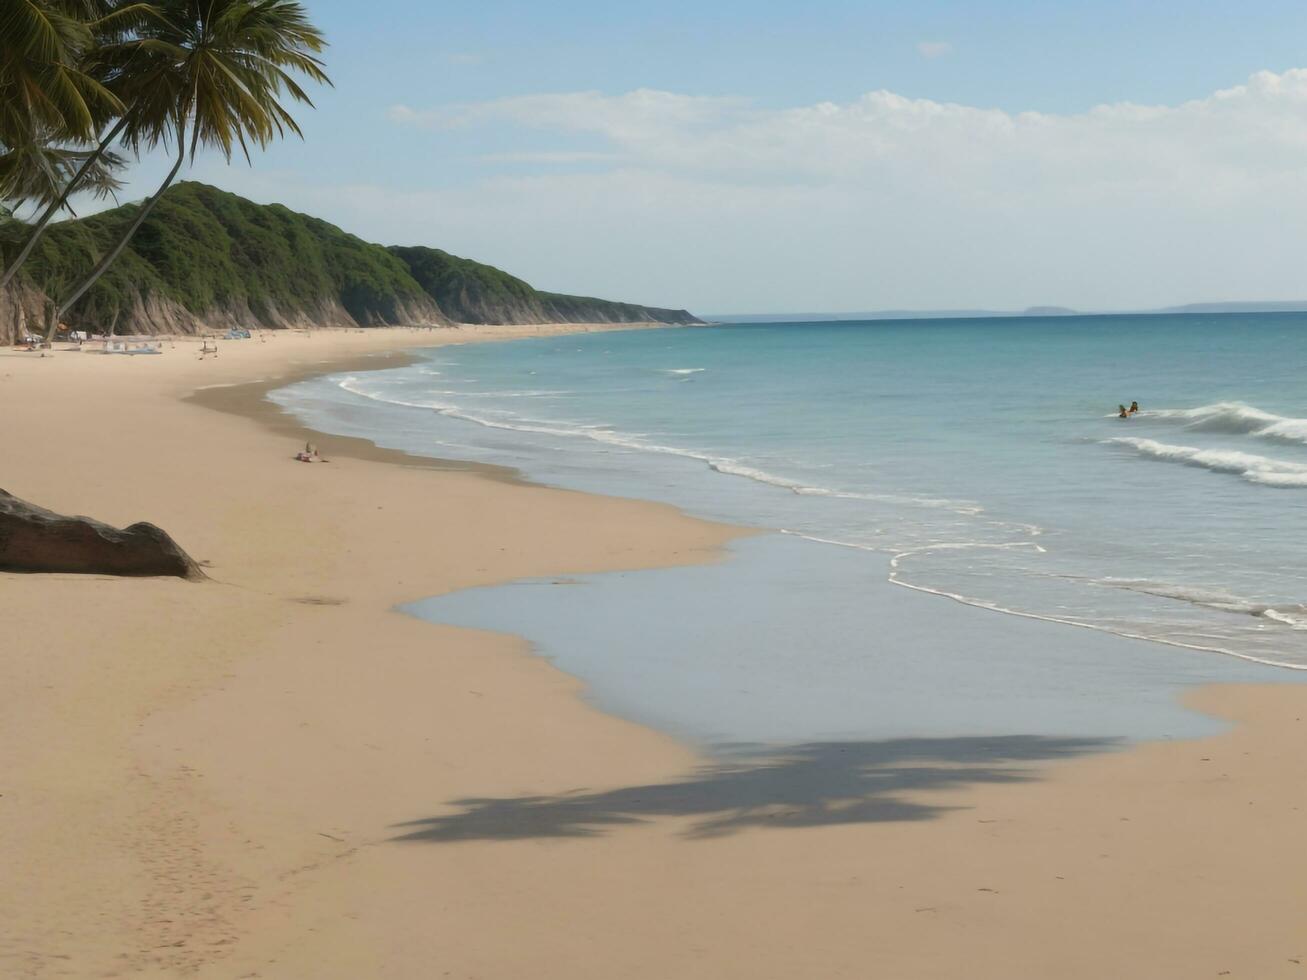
46, 123, 186, 344
0, 117, 129, 293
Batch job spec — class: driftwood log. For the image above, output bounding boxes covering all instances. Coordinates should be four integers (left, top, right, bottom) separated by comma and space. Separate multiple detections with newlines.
0, 489, 204, 580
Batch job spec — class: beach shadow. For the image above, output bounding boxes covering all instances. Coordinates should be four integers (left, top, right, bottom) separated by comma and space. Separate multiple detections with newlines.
392, 734, 1116, 843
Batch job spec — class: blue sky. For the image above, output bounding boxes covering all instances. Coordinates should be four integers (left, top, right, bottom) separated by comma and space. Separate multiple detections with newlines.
96, 1, 1307, 314
321, 0, 1307, 112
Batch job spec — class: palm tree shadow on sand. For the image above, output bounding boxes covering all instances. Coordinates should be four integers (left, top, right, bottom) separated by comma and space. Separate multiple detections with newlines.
392, 734, 1118, 843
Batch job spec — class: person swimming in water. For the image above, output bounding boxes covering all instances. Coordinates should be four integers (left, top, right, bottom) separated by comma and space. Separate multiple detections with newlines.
1118, 405, 1130, 418
1129, 401, 1140, 414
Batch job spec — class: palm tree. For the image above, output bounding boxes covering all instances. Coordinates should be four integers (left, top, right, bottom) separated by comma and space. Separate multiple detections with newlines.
0, 121, 130, 292
0, 129, 124, 210
0, 1, 155, 290
0, 0, 122, 146
45, 0, 329, 340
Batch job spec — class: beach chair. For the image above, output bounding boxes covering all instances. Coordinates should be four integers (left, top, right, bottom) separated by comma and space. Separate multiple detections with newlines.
104, 337, 162, 355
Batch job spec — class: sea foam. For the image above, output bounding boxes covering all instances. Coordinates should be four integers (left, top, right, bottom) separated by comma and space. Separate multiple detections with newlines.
1108, 436, 1307, 488
1149, 401, 1307, 446
342, 376, 984, 515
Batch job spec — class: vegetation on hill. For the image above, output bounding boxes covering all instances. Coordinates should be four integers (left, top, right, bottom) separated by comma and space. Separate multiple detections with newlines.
536, 291, 701, 325
0, 182, 700, 337
0, 0, 331, 342
8, 182, 436, 329
388, 245, 541, 324
388, 245, 702, 326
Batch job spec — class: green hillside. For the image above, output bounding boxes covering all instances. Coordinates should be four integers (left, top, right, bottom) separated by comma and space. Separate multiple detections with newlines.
10, 182, 437, 329
388, 244, 702, 326
387, 245, 542, 324
0, 182, 700, 336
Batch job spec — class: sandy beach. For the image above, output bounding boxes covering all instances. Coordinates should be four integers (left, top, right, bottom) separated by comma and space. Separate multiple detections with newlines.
3, 325, 1306, 979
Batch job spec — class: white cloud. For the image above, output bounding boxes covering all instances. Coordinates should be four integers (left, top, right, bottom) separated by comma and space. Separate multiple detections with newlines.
389, 72, 1307, 188
280, 70, 1307, 311
386, 104, 422, 124
916, 40, 953, 59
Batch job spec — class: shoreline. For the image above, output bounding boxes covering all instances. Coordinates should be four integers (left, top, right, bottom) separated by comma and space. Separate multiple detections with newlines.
3, 325, 1306, 978
255, 333, 1307, 676
186, 348, 526, 484
184, 319, 700, 483
195, 333, 1286, 751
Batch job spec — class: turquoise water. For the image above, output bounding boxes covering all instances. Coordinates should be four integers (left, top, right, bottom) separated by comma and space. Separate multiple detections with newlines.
273, 314, 1307, 669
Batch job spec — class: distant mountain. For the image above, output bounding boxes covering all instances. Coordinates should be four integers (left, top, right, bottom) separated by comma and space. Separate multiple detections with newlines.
0, 182, 700, 342
1153, 301, 1307, 315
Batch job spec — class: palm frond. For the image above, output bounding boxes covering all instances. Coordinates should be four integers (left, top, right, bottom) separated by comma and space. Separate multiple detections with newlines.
0, 133, 124, 209
0, 0, 128, 148
108, 0, 329, 162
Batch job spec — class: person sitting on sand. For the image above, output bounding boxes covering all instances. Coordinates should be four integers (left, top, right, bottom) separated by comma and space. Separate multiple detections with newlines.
295, 441, 327, 463
1129, 401, 1139, 414
1118, 405, 1130, 419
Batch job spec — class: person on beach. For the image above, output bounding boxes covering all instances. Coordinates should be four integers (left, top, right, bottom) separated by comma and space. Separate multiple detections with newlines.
295, 441, 326, 462
1118, 405, 1130, 418
1129, 401, 1140, 414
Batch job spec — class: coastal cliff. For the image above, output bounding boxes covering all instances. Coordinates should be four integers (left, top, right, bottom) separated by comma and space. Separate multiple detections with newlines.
0, 183, 701, 342
388, 245, 702, 326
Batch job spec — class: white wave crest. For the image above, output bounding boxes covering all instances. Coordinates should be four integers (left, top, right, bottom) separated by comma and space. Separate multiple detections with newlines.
1108, 436, 1307, 488
663, 367, 706, 375
708, 460, 984, 514
1096, 578, 1307, 628
337, 376, 452, 411
1149, 401, 1307, 445
340, 376, 984, 516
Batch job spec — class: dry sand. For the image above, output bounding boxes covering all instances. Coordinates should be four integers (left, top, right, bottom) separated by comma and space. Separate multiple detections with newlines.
1, 326, 1304, 979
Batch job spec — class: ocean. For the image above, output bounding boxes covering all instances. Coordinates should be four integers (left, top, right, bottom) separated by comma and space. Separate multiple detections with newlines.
269, 314, 1307, 744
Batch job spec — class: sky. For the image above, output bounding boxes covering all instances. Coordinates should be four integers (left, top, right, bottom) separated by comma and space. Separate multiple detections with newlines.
81, 0, 1307, 315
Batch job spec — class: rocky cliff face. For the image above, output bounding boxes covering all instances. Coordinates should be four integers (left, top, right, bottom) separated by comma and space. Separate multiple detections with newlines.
0, 183, 700, 345
0, 284, 446, 344
0, 281, 46, 341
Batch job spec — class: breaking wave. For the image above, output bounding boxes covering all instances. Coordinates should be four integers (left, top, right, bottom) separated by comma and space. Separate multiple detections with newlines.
1148, 401, 1307, 446
1107, 436, 1307, 488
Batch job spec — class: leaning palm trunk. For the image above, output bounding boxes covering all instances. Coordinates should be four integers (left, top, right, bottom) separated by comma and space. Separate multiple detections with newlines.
45, 121, 184, 343
0, 117, 129, 293
37, 0, 330, 342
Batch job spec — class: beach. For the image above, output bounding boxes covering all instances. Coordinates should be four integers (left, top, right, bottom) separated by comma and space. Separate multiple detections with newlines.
3, 325, 1306, 979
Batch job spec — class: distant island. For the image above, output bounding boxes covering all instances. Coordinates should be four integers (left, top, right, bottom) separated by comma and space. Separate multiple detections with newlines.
0, 182, 701, 343
714, 301, 1307, 322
